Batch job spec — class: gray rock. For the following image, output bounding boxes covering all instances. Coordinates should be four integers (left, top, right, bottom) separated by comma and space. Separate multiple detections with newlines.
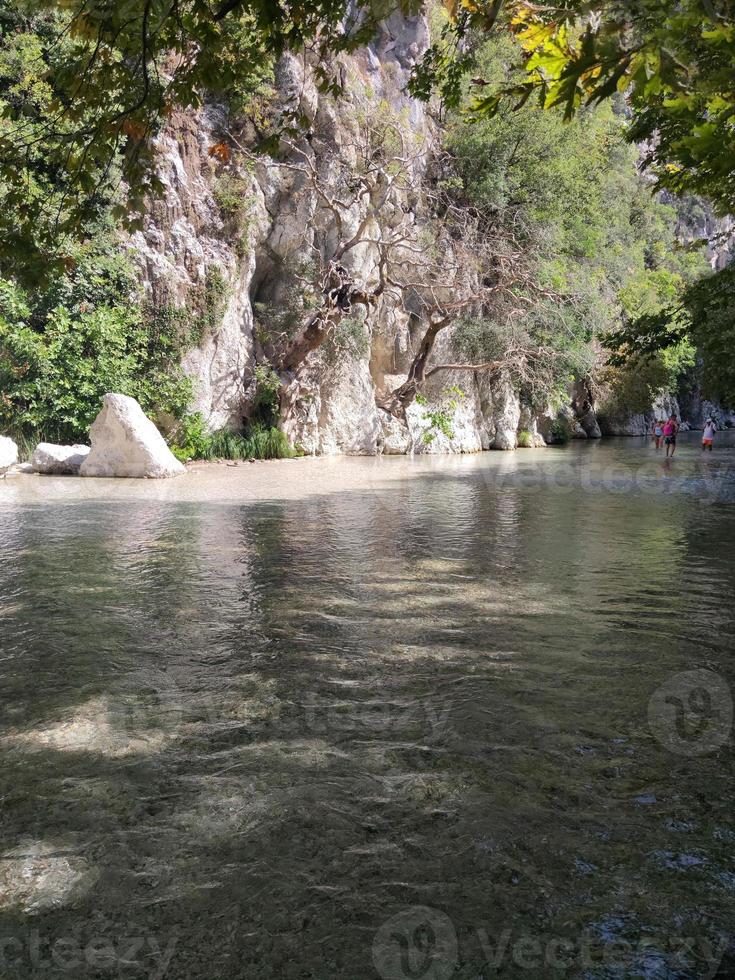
598, 391, 683, 436
678, 389, 735, 429
570, 379, 603, 438
32, 442, 90, 475
578, 408, 602, 439
379, 412, 411, 455
489, 376, 520, 450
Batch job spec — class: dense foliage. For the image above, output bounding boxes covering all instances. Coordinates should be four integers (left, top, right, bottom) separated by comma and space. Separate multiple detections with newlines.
0, 0, 417, 276
169, 413, 295, 462
606, 264, 735, 405
0, 0, 275, 280
0, 237, 193, 445
0, 2, 119, 279
413, 0, 735, 214
0, 5, 299, 457
2, 0, 733, 266
444, 37, 708, 411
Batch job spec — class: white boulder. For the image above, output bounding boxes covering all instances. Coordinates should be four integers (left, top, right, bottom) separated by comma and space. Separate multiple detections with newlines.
80, 394, 185, 479
0, 436, 18, 473
32, 443, 90, 475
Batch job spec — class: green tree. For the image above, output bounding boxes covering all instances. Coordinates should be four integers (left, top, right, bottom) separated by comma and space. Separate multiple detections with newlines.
606, 264, 735, 404
0, 237, 193, 442
0, 1, 278, 280
412, 0, 735, 213
444, 37, 706, 408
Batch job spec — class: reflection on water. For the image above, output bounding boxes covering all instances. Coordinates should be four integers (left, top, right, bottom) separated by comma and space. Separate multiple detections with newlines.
1, 434, 734, 978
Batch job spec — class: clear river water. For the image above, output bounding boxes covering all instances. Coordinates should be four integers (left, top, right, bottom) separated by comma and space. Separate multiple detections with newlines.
1, 432, 734, 979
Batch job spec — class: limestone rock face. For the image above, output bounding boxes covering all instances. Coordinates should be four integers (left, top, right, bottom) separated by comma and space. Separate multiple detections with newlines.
569, 379, 602, 439
518, 407, 547, 447
578, 410, 602, 439
133, 17, 444, 454
281, 352, 386, 456
32, 443, 90, 475
379, 412, 412, 455
80, 394, 185, 479
128, 14, 567, 457
597, 391, 684, 436
407, 396, 484, 455
488, 377, 521, 451
678, 388, 735, 430
127, 14, 735, 455
0, 436, 18, 473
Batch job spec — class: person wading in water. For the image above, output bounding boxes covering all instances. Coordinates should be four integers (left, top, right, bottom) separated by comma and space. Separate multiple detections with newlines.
702, 418, 716, 452
663, 415, 679, 457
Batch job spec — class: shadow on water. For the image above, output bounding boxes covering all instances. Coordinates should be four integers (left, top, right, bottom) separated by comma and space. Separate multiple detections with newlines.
1, 438, 735, 977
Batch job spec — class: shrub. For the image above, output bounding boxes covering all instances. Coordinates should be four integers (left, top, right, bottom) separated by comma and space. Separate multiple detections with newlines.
169, 413, 211, 462
203, 423, 295, 460
213, 176, 257, 257
252, 364, 282, 426
322, 315, 369, 365
0, 259, 192, 444
170, 420, 296, 461
517, 429, 534, 448
416, 387, 465, 444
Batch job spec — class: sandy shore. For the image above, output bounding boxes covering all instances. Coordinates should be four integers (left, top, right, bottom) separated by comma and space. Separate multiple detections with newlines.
1, 430, 732, 507
0, 452, 516, 505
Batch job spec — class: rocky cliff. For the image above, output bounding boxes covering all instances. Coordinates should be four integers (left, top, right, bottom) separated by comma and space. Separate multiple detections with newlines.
129, 13, 552, 455
572, 376, 735, 438
129, 15, 733, 454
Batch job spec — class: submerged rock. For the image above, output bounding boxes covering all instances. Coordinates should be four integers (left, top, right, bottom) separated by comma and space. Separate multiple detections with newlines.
0, 435, 18, 473
32, 442, 90, 475
80, 393, 185, 479
0, 840, 96, 914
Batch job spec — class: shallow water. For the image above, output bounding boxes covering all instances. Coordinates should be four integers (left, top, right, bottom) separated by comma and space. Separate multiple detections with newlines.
1, 433, 734, 979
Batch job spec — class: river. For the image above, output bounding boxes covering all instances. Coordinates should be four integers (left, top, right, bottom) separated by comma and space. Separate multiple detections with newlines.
1, 432, 734, 979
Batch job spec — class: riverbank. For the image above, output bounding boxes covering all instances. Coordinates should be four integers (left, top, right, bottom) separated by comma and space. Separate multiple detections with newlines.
1, 430, 734, 507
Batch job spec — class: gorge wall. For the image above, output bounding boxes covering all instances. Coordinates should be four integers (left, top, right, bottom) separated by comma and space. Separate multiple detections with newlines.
126, 13, 554, 455
130, 14, 733, 455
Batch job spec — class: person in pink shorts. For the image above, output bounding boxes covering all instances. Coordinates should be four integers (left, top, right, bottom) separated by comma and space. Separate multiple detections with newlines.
662, 415, 679, 457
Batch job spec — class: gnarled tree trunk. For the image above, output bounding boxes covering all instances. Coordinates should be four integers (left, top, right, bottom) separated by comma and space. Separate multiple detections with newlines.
377, 314, 450, 419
